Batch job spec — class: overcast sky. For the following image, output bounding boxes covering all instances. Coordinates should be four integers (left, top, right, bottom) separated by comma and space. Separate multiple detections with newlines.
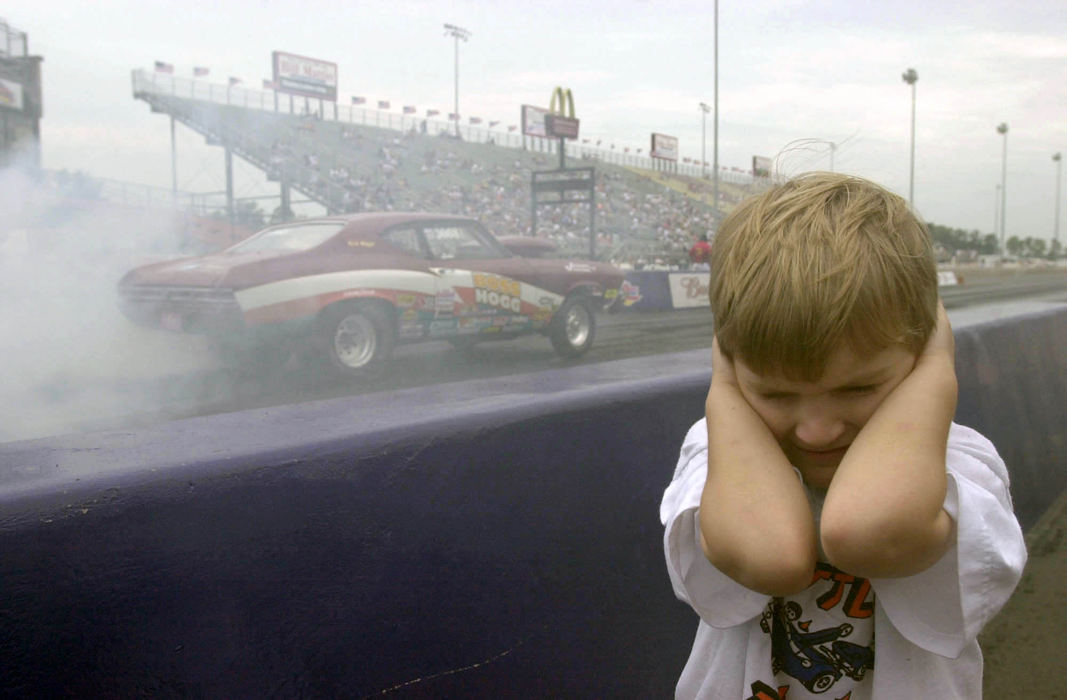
8, 0, 1067, 241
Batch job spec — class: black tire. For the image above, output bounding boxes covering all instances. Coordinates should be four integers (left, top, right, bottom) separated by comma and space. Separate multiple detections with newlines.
549, 295, 596, 358
320, 302, 395, 377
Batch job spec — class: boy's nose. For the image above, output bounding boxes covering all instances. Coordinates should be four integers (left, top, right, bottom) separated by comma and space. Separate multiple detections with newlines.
794, 411, 846, 449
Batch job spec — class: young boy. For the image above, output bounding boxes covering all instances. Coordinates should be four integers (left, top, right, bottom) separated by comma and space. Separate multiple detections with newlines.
660, 172, 1026, 699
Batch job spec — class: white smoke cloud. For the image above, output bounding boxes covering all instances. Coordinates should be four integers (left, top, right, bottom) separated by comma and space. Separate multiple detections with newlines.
0, 162, 221, 443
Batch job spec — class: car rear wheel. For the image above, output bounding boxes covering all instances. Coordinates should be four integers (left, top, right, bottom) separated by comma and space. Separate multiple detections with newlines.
549, 295, 596, 358
321, 303, 395, 377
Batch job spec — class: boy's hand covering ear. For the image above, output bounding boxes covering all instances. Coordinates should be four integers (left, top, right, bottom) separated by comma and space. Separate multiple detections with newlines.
711, 337, 739, 386
916, 301, 956, 373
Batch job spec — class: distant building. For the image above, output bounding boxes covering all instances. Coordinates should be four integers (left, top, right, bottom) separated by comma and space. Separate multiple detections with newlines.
0, 18, 44, 169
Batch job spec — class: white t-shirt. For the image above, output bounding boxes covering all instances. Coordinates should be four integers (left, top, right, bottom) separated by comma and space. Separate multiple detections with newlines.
661, 420, 1027, 699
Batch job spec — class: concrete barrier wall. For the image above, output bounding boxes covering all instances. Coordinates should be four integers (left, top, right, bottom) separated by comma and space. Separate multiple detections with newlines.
1, 308, 1064, 696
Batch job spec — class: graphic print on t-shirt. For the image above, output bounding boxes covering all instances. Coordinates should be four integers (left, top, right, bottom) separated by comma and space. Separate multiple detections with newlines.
756, 563, 875, 696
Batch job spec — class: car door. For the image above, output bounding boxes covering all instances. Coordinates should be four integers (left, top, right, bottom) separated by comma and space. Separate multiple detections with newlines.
419, 221, 544, 337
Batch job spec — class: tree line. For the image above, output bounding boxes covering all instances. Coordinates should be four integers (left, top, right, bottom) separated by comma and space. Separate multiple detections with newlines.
927, 222, 1062, 260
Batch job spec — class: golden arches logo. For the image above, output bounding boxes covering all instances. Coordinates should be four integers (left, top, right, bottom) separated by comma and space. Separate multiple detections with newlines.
549, 87, 575, 118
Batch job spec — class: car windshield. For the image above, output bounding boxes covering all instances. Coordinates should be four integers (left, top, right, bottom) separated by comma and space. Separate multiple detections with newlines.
229, 223, 346, 253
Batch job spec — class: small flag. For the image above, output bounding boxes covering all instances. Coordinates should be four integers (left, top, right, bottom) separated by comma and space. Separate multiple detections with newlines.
378, 100, 390, 109
228, 76, 242, 86
262, 79, 276, 89
193, 66, 209, 77
507, 125, 517, 132
154, 61, 174, 74
683, 157, 690, 163
469, 117, 482, 125
489, 120, 500, 128
582, 139, 590, 144
403, 105, 416, 114
352, 96, 366, 105
624, 147, 630, 153
448, 113, 459, 121
426, 109, 440, 117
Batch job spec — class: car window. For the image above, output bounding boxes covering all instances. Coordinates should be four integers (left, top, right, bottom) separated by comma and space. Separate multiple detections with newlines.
423, 224, 507, 260
229, 223, 346, 252
380, 226, 426, 258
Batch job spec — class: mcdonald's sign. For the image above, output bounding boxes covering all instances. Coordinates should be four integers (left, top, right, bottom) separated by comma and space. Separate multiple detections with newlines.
549, 86, 575, 117
545, 86, 579, 139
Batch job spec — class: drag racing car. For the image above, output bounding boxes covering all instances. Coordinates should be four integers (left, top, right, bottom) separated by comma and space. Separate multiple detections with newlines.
118, 213, 625, 377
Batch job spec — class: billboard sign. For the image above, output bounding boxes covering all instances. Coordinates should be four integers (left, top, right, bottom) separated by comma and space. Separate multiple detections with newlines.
667, 272, 710, 309
522, 104, 549, 137
0, 77, 24, 111
545, 113, 580, 139
650, 133, 679, 161
752, 155, 772, 178
272, 51, 338, 101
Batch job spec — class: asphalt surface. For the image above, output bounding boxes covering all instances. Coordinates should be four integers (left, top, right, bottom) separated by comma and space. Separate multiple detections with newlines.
5, 268, 1067, 443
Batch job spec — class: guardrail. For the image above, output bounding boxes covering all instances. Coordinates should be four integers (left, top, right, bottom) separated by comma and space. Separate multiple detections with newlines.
2, 307, 1064, 696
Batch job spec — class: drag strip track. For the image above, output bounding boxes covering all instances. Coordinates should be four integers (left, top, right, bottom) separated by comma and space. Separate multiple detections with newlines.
16, 270, 1067, 440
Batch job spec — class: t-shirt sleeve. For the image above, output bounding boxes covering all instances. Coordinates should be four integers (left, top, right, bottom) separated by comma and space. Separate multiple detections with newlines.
871, 423, 1027, 658
660, 418, 771, 628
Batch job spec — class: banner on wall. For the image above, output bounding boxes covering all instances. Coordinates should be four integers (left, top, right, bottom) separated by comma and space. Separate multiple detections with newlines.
667, 272, 710, 309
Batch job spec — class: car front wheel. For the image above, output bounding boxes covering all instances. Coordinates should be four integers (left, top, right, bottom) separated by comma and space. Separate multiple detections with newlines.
549, 295, 596, 358
321, 303, 395, 377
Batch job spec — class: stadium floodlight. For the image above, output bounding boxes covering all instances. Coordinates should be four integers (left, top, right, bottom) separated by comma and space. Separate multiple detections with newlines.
443, 23, 471, 138
1054, 152, 1062, 246
997, 122, 1008, 255
699, 102, 710, 179
902, 68, 918, 206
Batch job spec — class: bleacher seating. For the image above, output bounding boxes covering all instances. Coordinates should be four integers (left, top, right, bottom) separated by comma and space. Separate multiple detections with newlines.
137, 90, 768, 265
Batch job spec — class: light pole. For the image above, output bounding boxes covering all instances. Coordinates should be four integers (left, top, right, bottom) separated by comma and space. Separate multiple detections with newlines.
699, 102, 710, 178
997, 122, 1008, 256
902, 68, 918, 206
1054, 152, 1062, 247
994, 183, 1001, 245
712, 0, 719, 213
443, 23, 470, 139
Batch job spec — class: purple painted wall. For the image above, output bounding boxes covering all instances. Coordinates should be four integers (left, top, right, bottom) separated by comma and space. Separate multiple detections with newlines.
1, 309, 1064, 696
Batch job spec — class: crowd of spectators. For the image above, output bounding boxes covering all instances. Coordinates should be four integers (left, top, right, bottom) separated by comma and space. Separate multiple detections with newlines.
167, 97, 762, 268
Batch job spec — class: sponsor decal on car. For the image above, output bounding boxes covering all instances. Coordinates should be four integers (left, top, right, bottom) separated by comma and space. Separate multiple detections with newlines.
471, 272, 524, 313
396, 293, 417, 308
346, 240, 376, 248
429, 319, 457, 336
564, 262, 595, 273
435, 289, 457, 315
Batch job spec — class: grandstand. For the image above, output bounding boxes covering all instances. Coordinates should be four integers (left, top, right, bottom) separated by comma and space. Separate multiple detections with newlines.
132, 69, 770, 266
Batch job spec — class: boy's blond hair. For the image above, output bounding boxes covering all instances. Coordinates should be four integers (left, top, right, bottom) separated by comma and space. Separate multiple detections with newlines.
710, 171, 938, 380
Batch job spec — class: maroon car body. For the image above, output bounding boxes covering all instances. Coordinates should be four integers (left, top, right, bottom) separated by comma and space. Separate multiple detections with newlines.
118, 213, 624, 375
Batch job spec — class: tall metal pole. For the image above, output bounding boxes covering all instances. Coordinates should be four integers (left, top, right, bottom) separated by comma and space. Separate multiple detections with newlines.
997, 123, 1008, 256
699, 102, 710, 178
1054, 152, 1062, 246
902, 68, 918, 206
712, 0, 719, 213
829, 142, 835, 172
170, 115, 177, 195
994, 184, 1001, 243
444, 23, 470, 139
